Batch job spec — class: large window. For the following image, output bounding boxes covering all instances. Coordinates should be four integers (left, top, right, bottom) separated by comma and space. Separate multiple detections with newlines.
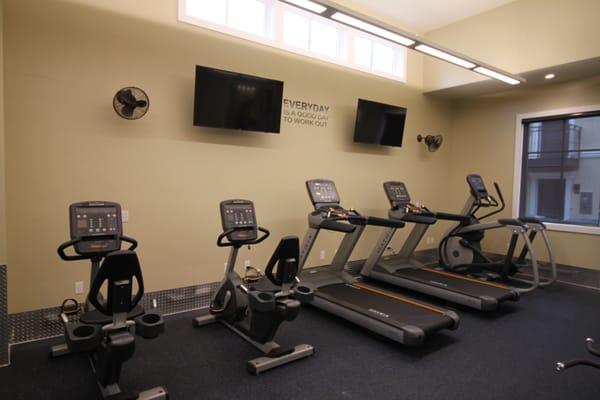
515, 107, 600, 234
178, 0, 407, 82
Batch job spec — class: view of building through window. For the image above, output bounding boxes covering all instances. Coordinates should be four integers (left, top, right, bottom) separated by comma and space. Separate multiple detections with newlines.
520, 114, 600, 227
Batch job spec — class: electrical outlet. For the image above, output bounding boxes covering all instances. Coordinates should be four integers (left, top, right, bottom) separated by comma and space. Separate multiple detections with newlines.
319, 250, 326, 260
75, 281, 84, 294
244, 259, 251, 267
426, 236, 435, 245
122, 210, 129, 223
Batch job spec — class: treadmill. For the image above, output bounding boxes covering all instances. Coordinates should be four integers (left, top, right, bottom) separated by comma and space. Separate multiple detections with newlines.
298, 179, 459, 346
360, 181, 519, 311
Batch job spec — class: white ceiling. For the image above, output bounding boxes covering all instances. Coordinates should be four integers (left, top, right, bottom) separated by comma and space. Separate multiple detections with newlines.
346, 0, 517, 32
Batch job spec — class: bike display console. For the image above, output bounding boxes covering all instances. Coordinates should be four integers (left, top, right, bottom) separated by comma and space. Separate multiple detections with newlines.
68, 201, 122, 257
220, 200, 258, 243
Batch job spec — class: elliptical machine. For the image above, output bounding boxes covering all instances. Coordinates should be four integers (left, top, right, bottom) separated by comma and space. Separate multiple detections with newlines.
193, 199, 314, 375
51, 201, 167, 400
440, 174, 556, 293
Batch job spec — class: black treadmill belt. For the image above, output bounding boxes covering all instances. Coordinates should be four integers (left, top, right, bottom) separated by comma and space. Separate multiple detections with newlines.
316, 283, 454, 334
392, 267, 517, 302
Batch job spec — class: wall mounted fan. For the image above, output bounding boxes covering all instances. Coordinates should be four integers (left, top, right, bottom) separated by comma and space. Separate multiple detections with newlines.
113, 87, 150, 120
417, 134, 443, 152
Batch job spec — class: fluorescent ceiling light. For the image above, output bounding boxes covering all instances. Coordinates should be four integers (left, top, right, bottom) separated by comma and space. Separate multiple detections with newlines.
282, 0, 327, 14
415, 44, 475, 69
331, 12, 415, 47
473, 66, 521, 85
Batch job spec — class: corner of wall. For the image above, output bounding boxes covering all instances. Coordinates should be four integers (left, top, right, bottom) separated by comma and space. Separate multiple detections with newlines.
0, 0, 7, 266
422, 0, 600, 93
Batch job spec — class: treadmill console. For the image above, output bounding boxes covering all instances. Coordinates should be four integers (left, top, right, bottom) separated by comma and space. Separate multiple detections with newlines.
306, 179, 340, 208
467, 174, 489, 199
383, 182, 411, 207
220, 199, 258, 243
69, 201, 122, 256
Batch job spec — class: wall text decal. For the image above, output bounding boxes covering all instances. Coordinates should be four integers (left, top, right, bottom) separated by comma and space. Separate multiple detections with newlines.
282, 98, 330, 128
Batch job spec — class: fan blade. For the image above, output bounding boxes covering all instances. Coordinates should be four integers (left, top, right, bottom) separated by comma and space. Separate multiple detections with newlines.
121, 105, 135, 118
136, 100, 148, 108
117, 89, 137, 106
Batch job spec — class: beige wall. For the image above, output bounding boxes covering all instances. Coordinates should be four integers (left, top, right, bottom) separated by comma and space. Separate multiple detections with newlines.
449, 76, 600, 269
4, 0, 454, 313
0, 0, 7, 265
424, 0, 600, 91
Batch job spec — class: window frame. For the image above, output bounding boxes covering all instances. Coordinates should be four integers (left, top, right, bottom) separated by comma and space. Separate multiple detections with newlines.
177, 0, 407, 83
513, 105, 600, 235
179, 0, 276, 43
349, 32, 406, 79
275, 4, 347, 66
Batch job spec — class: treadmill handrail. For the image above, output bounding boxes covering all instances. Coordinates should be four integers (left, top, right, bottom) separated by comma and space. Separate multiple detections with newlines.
348, 215, 406, 229
319, 219, 356, 233
399, 213, 437, 225
435, 212, 471, 223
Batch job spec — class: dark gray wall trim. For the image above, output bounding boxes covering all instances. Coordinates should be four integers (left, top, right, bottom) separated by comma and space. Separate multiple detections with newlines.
7, 281, 220, 347
1, 265, 8, 367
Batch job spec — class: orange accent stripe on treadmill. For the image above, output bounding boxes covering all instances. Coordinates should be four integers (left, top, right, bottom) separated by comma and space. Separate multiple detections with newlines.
422, 267, 511, 290
352, 282, 445, 315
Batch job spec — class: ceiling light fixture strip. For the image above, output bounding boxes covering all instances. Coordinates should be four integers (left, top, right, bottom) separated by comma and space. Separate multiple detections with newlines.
278, 0, 524, 85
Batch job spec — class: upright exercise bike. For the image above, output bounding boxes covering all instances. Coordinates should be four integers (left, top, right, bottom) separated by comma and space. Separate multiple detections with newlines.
193, 199, 314, 375
440, 174, 556, 293
51, 201, 167, 400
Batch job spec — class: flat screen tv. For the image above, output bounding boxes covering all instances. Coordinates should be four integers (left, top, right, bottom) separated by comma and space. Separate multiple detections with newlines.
193, 65, 284, 133
353, 98, 407, 147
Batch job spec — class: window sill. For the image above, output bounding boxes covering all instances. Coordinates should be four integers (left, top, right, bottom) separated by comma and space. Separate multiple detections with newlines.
545, 223, 600, 236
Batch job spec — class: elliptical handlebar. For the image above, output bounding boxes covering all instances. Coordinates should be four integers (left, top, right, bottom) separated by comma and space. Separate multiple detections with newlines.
494, 182, 506, 211
477, 182, 506, 220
